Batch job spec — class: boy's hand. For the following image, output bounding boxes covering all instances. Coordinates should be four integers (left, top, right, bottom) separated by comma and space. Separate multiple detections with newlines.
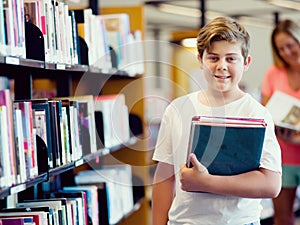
180, 153, 209, 192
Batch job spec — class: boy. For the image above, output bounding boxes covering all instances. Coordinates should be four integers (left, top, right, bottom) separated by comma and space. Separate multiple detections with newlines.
152, 17, 282, 225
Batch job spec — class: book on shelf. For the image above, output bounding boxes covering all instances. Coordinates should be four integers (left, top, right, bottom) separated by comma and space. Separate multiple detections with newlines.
54, 95, 97, 157
99, 13, 130, 71
75, 8, 115, 68
1, 206, 52, 225
62, 185, 98, 225
68, 10, 80, 65
17, 199, 64, 225
75, 164, 134, 225
69, 95, 97, 155
0, 105, 13, 187
0, 0, 6, 55
93, 15, 112, 72
48, 100, 62, 168
266, 91, 300, 131
73, 8, 92, 66
57, 99, 72, 163
24, 0, 40, 26
94, 94, 130, 149
31, 99, 54, 171
13, 100, 38, 179
0, 211, 48, 225
36, 198, 69, 225
0, 89, 16, 184
0, 217, 33, 225
4, 0, 26, 58
13, 108, 27, 183
69, 100, 82, 161
186, 116, 267, 175
58, 183, 109, 225
49, 190, 87, 225
60, 101, 71, 164
24, 0, 47, 62
57, 1, 68, 64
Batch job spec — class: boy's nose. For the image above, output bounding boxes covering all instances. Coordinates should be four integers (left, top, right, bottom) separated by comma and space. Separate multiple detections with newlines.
217, 60, 227, 70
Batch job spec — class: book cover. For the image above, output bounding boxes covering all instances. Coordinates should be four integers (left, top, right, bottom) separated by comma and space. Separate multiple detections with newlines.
99, 13, 130, 70
55, 95, 97, 157
186, 116, 266, 175
13, 100, 35, 179
0, 105, 13, 187
0, 217, 25, 225
94, 94, 130, 149
55, 190, 87, 225
69, 10, 80, 65
0, 89, 16, 185
0, 212, 47, 225
17, 200, 62, 225
1, 206, 54, 225
31, 99, 54, 170
48, 100, 62, 168
13, 108, 27, 183
266, 91, 300, 131
68, 100, 82, 161
63, 186, 98, 225
75, 165, 134, 225
51, 190, 87, 225
29, 198, 68, 225
0, 0, 6, 55
58, 99, 71, 163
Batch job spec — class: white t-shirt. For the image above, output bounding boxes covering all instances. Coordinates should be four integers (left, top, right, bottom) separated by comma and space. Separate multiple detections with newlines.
152, 91, 282, 225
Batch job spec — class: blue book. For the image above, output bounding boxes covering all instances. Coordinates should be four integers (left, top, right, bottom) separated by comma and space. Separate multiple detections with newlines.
186, 116, 266, 175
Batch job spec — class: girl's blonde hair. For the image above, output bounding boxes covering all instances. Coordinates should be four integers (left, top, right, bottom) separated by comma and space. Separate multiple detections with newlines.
271, 19, 300, 68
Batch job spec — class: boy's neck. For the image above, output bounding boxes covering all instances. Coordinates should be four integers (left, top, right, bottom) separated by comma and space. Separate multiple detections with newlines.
198, 89, 245, 107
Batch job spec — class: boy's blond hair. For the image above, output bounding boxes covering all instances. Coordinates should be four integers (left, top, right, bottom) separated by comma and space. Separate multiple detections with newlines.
197, 17, 250, 62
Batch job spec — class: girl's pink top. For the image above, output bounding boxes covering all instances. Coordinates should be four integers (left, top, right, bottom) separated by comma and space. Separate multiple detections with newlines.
262, 65, 300, 165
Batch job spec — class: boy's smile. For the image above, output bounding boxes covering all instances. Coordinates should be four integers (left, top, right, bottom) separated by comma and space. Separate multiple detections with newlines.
214, 74, 231, 79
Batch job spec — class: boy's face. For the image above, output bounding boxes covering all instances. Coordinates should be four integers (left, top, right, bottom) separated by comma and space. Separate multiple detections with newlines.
199, 40, 250, 95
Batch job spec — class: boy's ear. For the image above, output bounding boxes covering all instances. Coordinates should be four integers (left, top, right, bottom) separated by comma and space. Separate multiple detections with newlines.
244, 55, 251, 71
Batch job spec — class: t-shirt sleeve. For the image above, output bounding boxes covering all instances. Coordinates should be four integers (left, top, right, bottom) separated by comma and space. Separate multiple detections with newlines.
152, 105, 174, 165
260, 109, 282, 173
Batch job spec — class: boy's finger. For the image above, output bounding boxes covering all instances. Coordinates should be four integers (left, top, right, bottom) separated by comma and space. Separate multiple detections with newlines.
189, 153, 207, 173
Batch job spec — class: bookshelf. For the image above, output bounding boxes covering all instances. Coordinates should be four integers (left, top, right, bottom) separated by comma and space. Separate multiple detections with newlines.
73, 5, 150, 225
0, 3, 150, 225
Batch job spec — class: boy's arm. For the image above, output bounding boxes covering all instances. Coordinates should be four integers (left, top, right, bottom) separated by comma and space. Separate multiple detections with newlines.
152, 161, 175, 225
180, 153, 281, 198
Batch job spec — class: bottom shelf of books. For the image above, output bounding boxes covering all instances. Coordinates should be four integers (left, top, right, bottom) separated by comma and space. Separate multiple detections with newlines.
0, 162, 149, 225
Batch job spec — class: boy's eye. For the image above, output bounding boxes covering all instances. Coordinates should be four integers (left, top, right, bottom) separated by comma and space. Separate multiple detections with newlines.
208, 56, 218, 61
227, 57, 237, 62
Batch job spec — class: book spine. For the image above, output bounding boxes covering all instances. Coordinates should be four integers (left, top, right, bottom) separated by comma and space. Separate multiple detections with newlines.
0, 0, 6, 55
0, 106, 13, 187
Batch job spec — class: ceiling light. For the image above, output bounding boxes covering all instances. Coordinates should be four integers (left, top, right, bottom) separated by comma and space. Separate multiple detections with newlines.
267, 0, 300, 10
155, 2, 274, 32
158, 3, 201, 17
181, 38, 197, 47
157, 3, 227, 20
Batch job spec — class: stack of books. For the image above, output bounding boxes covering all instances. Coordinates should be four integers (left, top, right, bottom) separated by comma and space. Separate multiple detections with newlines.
186, 116, 267, 175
